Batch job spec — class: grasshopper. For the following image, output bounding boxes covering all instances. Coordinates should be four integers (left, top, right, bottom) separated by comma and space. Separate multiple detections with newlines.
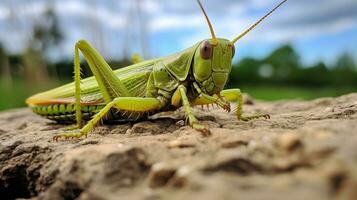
26, 0, 287, 140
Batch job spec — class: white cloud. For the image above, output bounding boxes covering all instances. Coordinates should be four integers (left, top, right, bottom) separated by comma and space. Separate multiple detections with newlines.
0, 0, 356, 61
140, 0, 161, 14
180, 0, 357, 44
54, 1, 126, 30
0, 6, 10, 20
149, 14, 203, 32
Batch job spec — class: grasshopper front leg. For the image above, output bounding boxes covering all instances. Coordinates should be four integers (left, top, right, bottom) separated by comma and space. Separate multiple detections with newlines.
131, 53, 144, 64
190, 87, 269, 121
220, 89, 270, 121
192, 82, 230, 112
172, 85, 210, 136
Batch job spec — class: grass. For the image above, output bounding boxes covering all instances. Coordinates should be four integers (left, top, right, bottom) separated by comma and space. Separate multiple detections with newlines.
0, 79, 65, 111
239, 85, 356, 101
0, 79, 356, 111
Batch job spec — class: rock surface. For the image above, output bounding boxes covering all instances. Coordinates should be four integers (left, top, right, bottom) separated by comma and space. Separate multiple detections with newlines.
1, 93, 357, 200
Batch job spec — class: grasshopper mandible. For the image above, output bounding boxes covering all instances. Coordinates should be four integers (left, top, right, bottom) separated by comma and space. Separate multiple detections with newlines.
26, 0, 287, 140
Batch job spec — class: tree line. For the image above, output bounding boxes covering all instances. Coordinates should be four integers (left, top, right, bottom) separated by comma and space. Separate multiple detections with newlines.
1, 44, 357, 88
229, 45, 357, 87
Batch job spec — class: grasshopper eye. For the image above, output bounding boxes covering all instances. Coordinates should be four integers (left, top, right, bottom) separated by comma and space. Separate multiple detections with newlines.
200, 41, 213, 60
232, 45, 235, 58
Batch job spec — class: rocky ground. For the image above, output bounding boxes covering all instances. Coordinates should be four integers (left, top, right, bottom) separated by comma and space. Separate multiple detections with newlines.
1, 93, 357, 200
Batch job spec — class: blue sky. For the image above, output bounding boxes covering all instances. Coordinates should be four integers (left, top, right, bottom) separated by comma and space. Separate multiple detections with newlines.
0, 0, 356, 66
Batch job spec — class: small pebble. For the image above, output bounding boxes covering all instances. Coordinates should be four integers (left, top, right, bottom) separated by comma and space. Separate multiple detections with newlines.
221, 139, 248, 148
276, 133, 302, 151
148, 162, 176, 188
167, 140, 195, 148
175, 120, 185, 127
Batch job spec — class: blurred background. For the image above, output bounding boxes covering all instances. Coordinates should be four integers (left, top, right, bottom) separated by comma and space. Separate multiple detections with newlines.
0, 0, 356, 111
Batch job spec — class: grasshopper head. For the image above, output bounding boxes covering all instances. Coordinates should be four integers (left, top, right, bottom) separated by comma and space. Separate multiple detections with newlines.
194, 0, 288, 94
193, 38, 234, 94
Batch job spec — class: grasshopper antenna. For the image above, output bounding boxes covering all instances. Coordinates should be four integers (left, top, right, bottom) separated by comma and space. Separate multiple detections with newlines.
197, 0, 218, 45
231, 0, 288, 44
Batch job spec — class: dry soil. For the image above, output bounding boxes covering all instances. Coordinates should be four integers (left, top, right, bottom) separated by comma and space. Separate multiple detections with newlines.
1, 93, 357, 200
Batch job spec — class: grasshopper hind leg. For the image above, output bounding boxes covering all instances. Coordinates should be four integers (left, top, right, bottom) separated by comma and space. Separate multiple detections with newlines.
54, 102, 115, 141
53, 97, 164, 141
55, 39, 132, 139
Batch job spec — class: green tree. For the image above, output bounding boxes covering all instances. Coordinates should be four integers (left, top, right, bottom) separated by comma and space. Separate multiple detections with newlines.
331, 53, 357, 86
23, 4, 63, 84
32, 6, 63, 55
264, 44, 300, 84
229, 58, 262, 86
335, 53, 356, 71
297, 62, 329, 86
0, 43, 12, 88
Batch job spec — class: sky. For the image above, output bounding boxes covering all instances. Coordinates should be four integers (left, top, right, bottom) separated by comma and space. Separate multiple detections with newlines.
0, 0, 356, 66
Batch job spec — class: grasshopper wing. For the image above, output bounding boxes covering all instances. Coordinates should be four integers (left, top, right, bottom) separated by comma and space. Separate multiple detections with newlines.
163, 42, 201, 81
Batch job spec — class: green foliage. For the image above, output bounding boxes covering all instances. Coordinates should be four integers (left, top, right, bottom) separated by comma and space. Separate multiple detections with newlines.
239, 85, 356, 101
32, 5, 63, 54
229, 44, 357, 88
0, 78, 61, 110
0, 42, 356, 111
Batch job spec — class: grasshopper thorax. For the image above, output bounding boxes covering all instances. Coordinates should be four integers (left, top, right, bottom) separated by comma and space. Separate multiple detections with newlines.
193, 38, 235, 95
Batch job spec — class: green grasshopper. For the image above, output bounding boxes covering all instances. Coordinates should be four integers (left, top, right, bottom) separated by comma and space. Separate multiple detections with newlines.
26, 0, 287, 140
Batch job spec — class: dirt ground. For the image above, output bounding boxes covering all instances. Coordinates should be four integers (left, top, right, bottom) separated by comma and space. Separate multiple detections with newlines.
1, 93, 357, 200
